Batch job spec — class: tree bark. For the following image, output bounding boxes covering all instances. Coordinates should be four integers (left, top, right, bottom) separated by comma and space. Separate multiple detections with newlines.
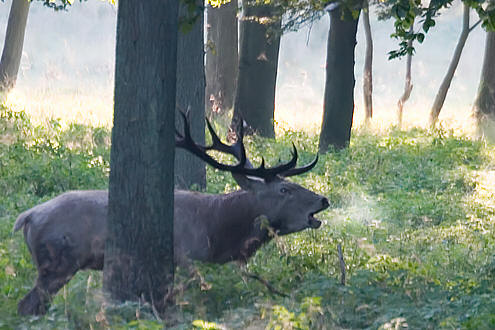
319, 6, 360, 152
175, 0, 206, 190
0, 0, 30, 95
362, 0, 373, 124
397, 25, 414, 129
429, 4, 474, 127
474, 31, 495, 139
205, 0, 238, 118
104, 0, 178, 315
232, 0, 282, 138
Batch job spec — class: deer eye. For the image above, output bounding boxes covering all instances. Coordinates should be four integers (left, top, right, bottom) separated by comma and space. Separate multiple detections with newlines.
280, 187, 290, 194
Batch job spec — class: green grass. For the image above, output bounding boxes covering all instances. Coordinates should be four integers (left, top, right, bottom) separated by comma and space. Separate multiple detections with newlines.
1, 105, 495, 329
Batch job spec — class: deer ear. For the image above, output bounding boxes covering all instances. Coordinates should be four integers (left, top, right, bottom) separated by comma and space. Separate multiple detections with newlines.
232, 173, 266, 190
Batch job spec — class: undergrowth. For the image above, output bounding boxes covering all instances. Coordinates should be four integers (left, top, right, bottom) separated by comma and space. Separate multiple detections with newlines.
1, 105, 495, 329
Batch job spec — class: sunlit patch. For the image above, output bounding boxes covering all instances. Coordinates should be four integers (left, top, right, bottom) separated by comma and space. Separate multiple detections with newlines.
476, 113, 495, 143
4, 86, 113, 128
471, 170, 495, 211
379, 317, 408, 329
274, 101, 479, 138
4, 75, 482, 139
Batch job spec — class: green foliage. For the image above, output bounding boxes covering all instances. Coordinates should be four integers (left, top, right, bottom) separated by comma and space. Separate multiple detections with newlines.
192, 319, 224, 329
206, 0, 232, 8
178, 0, 205, 34
0, 105, 109, 202
35, 0, 115, 11
267, 297, 323, 329
467, 0, 495, 30
280, 0, 363, 33
1, 106, 495, 328
38, 0, 85, 11
381, 0, 495, 59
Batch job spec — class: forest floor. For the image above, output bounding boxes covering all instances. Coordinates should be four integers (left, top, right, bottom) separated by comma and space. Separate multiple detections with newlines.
1, 105, 495, 329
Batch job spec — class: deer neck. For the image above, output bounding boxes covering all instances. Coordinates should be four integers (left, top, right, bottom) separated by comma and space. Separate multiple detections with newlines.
209, 190, 273, 262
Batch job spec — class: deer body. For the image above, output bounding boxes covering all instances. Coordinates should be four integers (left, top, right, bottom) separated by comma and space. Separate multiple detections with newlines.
175, 189, 267, 263
14, 114, 328, 315
15, 185, 326, 315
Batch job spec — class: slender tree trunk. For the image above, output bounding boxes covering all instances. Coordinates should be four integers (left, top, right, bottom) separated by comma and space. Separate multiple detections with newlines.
175, 0, 206, 190
319, 6, 360, 152
429, 4, 477, 127
0, 0, 30, 95
362, 0, 373, 124
232, 0, 282, 138
474, 31, 495, 140
104, 0, 178, 315
397, 25, 414, 129
205, 0, 238, 118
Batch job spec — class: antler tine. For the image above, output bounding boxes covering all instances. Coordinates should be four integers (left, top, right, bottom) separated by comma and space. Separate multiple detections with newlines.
205, 119, 226, 151
175, 112, 186, 143
175, 112, 193, 147
280, 154, 319, 177
205, 118, 247, 166
233, 119, 250, 168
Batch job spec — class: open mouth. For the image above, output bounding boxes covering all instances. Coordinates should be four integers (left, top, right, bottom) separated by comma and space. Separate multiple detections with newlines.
308, 203, 329, 229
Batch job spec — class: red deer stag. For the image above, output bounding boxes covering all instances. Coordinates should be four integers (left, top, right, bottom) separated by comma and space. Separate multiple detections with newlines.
13, 114, 329, 315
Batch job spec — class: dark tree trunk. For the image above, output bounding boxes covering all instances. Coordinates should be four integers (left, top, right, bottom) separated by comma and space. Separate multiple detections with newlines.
104, 0, 178, 315
232, 0, 282, 138
397, 25, 414, 129
474, 31, 495, 139
0, 0, 30, 95
205, 0, 238, 118
319, 6, 360, 152
175, 0, 206, 190
430, 4, 478, 127
362, 0, 373, 124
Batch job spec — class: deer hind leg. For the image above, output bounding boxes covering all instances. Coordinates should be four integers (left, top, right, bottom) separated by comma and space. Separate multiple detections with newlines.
18, 239, 80, 315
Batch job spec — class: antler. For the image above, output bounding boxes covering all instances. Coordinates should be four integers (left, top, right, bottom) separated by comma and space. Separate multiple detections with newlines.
175, 112, 317, 180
